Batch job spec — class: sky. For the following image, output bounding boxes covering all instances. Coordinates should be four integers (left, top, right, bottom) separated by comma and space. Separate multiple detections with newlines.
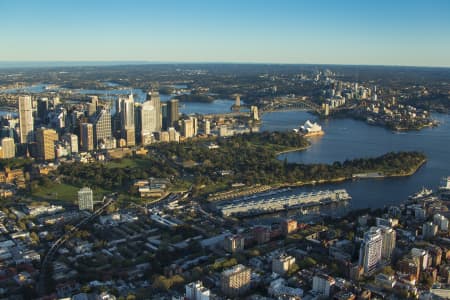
1, 0, 450, 67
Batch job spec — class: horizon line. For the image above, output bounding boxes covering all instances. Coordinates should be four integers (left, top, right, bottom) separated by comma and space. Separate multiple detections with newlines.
0, 60, 449, 69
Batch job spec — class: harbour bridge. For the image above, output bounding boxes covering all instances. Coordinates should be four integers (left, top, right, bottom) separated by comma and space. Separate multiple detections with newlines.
260, 100, 323, 114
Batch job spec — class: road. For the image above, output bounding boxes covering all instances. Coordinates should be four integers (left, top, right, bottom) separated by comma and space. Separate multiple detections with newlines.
36, 196, 116, 296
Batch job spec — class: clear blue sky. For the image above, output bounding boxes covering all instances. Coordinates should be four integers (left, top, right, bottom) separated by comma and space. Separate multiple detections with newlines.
1, 0, 450, 67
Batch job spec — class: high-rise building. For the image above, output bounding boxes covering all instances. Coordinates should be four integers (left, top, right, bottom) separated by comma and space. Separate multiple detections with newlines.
168, 127, 180, 142
0, 137, 15, 159
78, 187, 94, 211
221, 264, 251, 297
150, 91, 162, 131
168, 99, 179, 128
35, 128, 58, 161
19, 95, 34, 143
182, 117, 197, 138
120, 94, 135, 146
359, 227, 383, 274
272, 254, 295, 275
87, 95, 98, 117
62, 133, 78, 154
37, 97, 49, 124
182, 118, 195, 138
378, 226, 396, 261
80, 123, 94, 152
120, 94, 135, 130
423, 222, 438, 239
124, 128, 135, 147
235, 95, 241, 107
251, 106, 259, 121
411, 248, 429, 271
433, 214, 449, 231
204, 120, 211, 135
185, 281, 211, 300
224, 235, 245, 253
139, 101, 158, 143
92, 109, 112, 149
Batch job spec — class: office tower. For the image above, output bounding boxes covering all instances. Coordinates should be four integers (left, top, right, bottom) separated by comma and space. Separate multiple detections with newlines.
150, 91, 162, 131
92, 109, 112, 149
185, 281, 211, 300
423, 222, 438, 239
78, 187, 94, 211
182, 118, 195, 138
235, 95, 241, 107
35, 128, 58, 161
87, 95, 98, 117
204, 120, 210, 135
124, 128, 135, 147
62, 133, 78, 154
411, 248, 429, 270
378, 226, 396, 261
192, 116, 198, 136
251, 106, 259, 121
168, 127, 180, 142
120, 94, 135, 146
220, 265, 251, 297
52, 96, 60, 107
168, 99, 179, 128
139, 101, 158, 144
0, 137, 15, 159
80, 123, 94, 152
161, 102, 168, 129
19, 95, 34, 143
224, 235, 245, 253
37, 97, 49, 124
120, 94, 135, 130
359, 227, 383, 274
272, 254, 295, 275
433, 214, 449, 231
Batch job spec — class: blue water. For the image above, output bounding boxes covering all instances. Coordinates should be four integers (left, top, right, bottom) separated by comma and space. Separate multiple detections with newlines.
261, 111, 450, 210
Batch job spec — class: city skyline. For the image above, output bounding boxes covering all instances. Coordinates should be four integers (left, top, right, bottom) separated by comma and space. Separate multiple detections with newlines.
1, 0, 450, 67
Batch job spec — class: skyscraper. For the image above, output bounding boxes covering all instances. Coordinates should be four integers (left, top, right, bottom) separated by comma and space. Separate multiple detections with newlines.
204, 120, 211, 135
378, 226, 396, 261
150, 91, 162, 131
62, 133, 78, 154
120, 94, 135, 146
139, 101, 158, 144
37, 97, 49, 124
80, 123, 94, 152
168, 99, 179, 128
182, 118, 195, 138
359, 227, 383, 274
92, 109, 112, 148
0, 137, 15, 159
35, 128, 58, 161
78, 187, 94, 211
19, 95, 34, 143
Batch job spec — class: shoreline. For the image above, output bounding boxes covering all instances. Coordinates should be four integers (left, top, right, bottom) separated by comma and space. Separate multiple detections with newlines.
269, 158, 427, 190
275, 144, 311, 155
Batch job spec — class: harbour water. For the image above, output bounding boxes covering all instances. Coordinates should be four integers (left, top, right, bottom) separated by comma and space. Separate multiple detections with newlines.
262, 111, 450, 210
2, 84, 449, 211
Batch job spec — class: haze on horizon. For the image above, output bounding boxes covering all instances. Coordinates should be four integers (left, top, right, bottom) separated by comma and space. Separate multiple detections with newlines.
1, 0, 450, 68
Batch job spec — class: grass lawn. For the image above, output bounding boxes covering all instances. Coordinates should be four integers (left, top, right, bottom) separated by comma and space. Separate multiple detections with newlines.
104, 158, 153, 169
32, 182, 109, 204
